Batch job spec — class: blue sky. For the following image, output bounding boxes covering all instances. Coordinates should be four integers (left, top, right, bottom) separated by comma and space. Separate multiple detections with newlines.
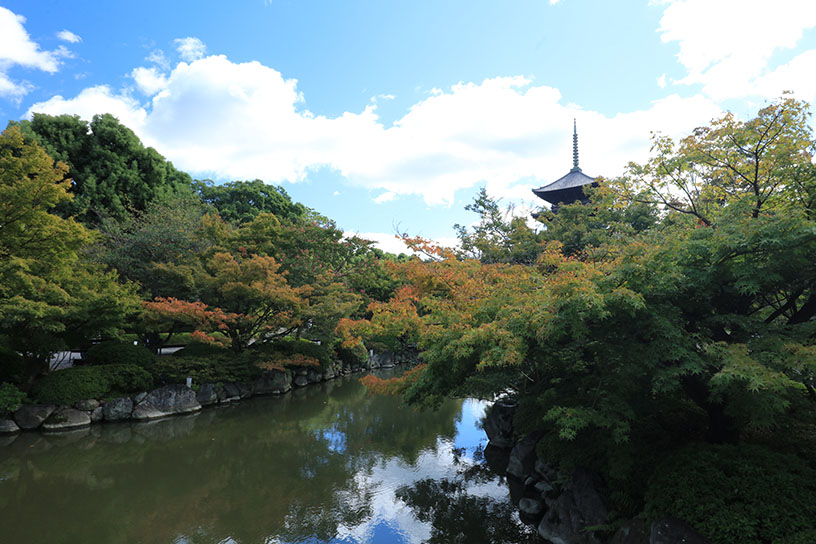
2, 1, 815, 252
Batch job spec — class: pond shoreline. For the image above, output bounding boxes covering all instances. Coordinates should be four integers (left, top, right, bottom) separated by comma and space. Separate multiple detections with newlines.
0, 352, 409, 440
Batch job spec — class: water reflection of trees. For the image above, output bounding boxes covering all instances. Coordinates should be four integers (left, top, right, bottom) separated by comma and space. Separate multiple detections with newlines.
395, 448, 539, 544
0, 374, 462, 544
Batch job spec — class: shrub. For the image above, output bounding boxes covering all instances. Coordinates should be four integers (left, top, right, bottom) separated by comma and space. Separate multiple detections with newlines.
645, 443, 816, 544
171, 342, 229, 358
33, 365, 153, 405
84, 341, 155, 368
0, 382, 27, 415
156, 344, 260, 385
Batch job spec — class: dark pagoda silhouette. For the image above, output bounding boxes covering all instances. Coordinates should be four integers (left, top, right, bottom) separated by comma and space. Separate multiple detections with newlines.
532, 120, 596, 213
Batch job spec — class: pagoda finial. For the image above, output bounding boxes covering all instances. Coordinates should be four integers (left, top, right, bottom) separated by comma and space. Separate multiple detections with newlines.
571, 118, 581, 172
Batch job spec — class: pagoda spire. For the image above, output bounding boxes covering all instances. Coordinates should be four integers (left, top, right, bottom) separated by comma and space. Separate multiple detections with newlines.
571, 118, 581, 173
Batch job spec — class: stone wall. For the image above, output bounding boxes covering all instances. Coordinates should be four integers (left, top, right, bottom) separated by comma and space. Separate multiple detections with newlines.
0, 352, 406, 437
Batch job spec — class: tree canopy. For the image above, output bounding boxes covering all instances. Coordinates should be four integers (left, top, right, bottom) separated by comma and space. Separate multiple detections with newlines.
343, 98, 816, 489
0, 125, 139, 381
11, 113, 192, 225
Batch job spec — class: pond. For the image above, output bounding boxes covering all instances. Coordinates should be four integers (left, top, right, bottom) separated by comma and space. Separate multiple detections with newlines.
0, 372, 538, 544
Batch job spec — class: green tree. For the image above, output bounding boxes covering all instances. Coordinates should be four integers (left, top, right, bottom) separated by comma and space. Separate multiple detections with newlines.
194, 178, 306, 225
348, 98, 816, 489
13, 113, 192, 224
0, 126, 139, 384
454, 188, 543, 264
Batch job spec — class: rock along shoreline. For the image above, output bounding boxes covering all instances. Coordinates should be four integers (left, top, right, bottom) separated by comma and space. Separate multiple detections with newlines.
0, 350, 409, 438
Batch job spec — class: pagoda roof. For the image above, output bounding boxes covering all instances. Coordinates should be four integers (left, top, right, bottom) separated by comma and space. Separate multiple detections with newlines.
532, 167, 595, 200
532, 119, 595, 204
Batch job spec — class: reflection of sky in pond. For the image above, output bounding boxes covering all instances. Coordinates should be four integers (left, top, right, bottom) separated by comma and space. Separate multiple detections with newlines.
327, 400, 504, 544
264, 400, 504, 544
315, 427, 348, 455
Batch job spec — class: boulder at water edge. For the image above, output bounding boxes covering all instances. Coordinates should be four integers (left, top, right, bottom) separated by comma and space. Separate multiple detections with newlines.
483, 398, 517, 449
506, 431, 544, 480
42, 407, 91, 431
252, 371, 292, 395
14, 404, 56, 430
102, 397, 133, 421
132, 385, 201, 420
537, 469, 609, 544
0, 418, 20, 434
75, 399, 100, 411
196, 383, 218, 405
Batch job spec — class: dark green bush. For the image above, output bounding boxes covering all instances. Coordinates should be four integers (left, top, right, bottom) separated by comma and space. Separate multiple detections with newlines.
0, 382, 27, 415
171, 342, 230, 358
645, 443, 816, 544
0, 345, 25, 384
33, 365, 153, 405
84, 341, 155, 368
156, 345, 260, 385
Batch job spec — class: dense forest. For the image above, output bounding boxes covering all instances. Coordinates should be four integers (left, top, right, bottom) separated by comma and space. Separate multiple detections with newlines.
2, 98, 816, 542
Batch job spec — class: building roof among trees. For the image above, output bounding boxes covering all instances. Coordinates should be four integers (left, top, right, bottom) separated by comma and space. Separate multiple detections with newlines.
532, 120, 595, 205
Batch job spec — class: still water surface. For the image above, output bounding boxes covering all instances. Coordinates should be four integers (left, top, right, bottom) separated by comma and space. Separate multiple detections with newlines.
0, 372, 536, 544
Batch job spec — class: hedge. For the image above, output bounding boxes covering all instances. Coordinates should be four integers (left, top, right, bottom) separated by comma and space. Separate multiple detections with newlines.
33, 365, 154, 405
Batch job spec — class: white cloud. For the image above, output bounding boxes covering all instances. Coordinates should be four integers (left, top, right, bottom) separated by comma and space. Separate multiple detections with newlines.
657, 73, 667, 88
0, 71, 32, 102
0, 7, 61, 72
131, 66, 168, 95
56, 29, 81, 43
26, 55, 725, 209
0, 7, 75, 100
374, 191, 397, 204
657, 0, 816, 100
174, 37, 206, 61
27, 85, 147, 130
147, 49, 171, 70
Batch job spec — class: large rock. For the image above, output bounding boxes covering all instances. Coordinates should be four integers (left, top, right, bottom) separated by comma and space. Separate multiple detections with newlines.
102, 397, 133, 421
483, 398, 517, 448
42, 408, 91, 431
90, 407, 104, 423
506, 431, 544, 480
537, 469, 609, 544
0, 418, 20, 434
196, 383, 218, 405
650, 518, 709, 544
293, 374, 309, 387
75, 399, 100, 411
236, 382, 253, 399
216, 383, 241, 403
306, 369, 322, 384
519, 497, 545, 519
252, 371, 292, 395
132, 385, 201, 421
14, 404, 56, 430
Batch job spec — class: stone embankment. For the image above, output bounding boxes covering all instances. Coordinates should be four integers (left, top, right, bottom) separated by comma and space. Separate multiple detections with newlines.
0, 349, 408, 436
482, 399, 709, 544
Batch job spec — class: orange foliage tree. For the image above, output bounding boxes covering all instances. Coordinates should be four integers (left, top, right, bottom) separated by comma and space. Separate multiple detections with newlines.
143, 251, 308, 352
